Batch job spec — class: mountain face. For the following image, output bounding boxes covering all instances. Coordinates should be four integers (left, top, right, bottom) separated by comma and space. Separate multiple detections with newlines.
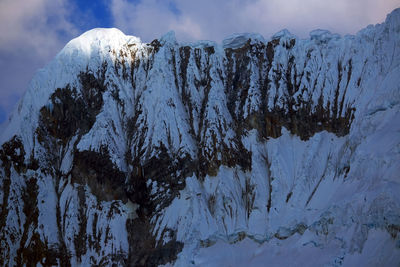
1, 9, 400, 267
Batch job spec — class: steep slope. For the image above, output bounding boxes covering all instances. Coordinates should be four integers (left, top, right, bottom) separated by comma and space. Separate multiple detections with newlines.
1, 8, 400, 267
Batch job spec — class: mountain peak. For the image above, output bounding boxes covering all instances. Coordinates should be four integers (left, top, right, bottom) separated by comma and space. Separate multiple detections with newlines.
222, 32, 265, 48
61, 28, 140, 56
272, 29, 294, 40
159, 30, 177, 45
1, 9, 400, 267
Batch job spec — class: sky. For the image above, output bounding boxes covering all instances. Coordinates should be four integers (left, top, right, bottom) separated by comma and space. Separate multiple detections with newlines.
0, 0, 398, 125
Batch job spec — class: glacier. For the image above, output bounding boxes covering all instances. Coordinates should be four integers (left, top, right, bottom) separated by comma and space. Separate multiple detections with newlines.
0, 8, 400, 267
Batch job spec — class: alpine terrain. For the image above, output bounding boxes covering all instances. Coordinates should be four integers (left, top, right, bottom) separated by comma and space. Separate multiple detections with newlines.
1, 8, 400, 267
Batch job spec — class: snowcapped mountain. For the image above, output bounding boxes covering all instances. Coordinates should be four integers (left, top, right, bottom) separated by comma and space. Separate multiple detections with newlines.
1, 8, 400, 267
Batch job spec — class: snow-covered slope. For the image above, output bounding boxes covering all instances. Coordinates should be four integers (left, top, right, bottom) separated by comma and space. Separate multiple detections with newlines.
1, 8, 400, 267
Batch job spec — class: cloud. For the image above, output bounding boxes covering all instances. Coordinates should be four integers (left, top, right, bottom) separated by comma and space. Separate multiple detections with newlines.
1, 0, 398, 125
110, 0, 243, 42
239, 0, 400, 37
110, 0, 399, 42
0, 0, 78, 121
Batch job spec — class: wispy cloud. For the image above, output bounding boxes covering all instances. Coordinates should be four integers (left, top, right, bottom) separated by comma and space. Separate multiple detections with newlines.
110, 0, 399, 42
0, 0, 78, 122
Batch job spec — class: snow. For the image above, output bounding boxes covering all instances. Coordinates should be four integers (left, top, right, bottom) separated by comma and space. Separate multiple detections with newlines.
309, 29, 340, 43
192, 229, 400, 267
271, 29, 294, 40
0, 28, 142, 155
1, 7, 400, 267
222, 33, 265, 49
159, 31, 178, 45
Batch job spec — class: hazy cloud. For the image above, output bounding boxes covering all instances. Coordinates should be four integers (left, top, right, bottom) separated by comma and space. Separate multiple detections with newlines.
110, 0, 399, 42
0, 0, 78, 122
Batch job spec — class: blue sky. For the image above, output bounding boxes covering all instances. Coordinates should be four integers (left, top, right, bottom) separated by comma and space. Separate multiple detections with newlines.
0, 0, 398, 125
69, 0, 113, 30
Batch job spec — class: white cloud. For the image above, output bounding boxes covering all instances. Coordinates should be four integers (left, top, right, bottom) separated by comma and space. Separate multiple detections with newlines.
111, 0, 183, 41
239, 0, 400, 37
110, 0, 399, 42
0, 0, 77, 115
0, 0, 398, 124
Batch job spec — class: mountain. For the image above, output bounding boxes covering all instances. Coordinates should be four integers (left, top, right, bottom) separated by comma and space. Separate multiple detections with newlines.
1, 8, 400, 267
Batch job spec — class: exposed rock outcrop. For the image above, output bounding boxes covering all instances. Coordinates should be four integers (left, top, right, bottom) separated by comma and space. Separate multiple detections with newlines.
1, 9, 400, 266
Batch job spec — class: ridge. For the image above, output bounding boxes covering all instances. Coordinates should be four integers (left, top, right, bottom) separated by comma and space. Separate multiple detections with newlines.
0, 8, 399, 267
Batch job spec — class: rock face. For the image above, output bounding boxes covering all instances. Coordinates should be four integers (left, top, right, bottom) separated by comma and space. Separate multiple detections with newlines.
1, 9, 400, 267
